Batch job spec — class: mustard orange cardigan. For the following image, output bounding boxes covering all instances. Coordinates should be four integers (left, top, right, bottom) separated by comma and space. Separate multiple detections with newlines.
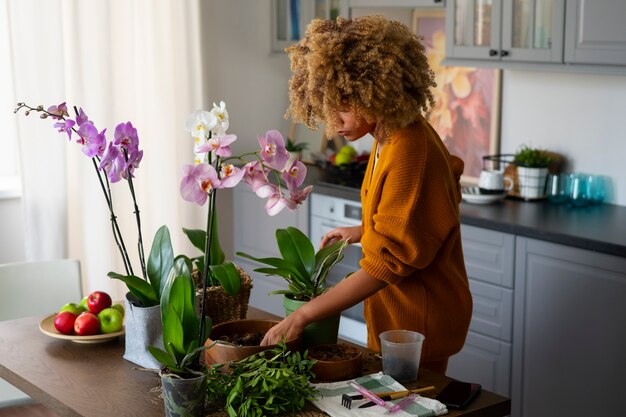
360, 117, 472, 369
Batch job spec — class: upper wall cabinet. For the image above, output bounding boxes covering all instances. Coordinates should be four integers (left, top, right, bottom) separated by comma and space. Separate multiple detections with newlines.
271, 0, 348, 53
445, 0, 565, 63
564, 0, 626, 66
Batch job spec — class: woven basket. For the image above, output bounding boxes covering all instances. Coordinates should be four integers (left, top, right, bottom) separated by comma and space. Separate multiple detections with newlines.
193, 266, 253, 325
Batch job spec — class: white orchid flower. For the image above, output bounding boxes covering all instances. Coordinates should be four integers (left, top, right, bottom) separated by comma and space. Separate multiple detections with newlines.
185, 110, 218, 140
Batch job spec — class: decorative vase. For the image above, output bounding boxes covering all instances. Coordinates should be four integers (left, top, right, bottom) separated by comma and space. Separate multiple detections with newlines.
203, 319, 301, 365
123, 292, 163, 369
517, 166, 549, 200
282, 295, 340, 349
193, 266, 253, 325
160, 369, 207, 417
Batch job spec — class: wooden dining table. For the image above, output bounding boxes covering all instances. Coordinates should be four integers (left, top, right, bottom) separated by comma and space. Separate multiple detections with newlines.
0, 307, 510, 417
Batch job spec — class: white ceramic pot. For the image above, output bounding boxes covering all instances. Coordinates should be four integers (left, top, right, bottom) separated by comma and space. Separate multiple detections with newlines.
517, 166, 549, 199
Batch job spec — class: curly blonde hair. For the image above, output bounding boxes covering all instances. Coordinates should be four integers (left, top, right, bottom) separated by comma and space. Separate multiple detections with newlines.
286, 15, 436, 140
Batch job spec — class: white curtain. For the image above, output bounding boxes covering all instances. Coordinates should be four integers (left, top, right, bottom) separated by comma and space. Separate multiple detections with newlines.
9, 0, 206, 300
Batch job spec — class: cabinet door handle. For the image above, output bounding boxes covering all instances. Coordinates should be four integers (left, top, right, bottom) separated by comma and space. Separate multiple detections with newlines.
489, 49, 498, 57
500, 50, 510, 57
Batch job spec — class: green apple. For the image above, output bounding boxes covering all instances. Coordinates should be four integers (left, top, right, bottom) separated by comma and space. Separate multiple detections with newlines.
98, 307, 124, 334
59, 302, 83, 316
79, 296, 89, 311
111, 303, 125, 318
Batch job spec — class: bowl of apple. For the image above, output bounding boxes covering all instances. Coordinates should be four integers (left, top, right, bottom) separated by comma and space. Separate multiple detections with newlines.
39, 290, 125, 344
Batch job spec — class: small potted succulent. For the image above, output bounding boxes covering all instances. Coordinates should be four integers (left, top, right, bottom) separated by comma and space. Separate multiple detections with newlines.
513, 145, 555, 200
237, 226, 348, 348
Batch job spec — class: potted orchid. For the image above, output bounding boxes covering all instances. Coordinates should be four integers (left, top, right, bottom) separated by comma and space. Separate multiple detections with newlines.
176, 101, 313, 341
14, 101, 173, 368
146, 101, 313, 416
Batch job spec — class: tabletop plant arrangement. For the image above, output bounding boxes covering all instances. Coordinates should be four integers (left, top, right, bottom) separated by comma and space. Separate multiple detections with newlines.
237, 226, 348, 347
14, 102, 175, 368
513, 144, 555, 200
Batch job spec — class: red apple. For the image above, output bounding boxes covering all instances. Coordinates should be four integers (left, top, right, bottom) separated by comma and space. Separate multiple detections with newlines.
54, 311, 77, 335
74, 312, 100, 336
87, 291, 112, 314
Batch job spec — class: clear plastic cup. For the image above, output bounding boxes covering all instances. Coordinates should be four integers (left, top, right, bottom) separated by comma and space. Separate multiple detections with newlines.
379, 330, 425, 383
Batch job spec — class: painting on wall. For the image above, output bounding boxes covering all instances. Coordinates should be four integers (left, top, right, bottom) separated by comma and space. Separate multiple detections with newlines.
413, 10, 502, 184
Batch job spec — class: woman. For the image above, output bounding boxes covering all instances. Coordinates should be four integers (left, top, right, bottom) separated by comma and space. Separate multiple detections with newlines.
261, 15, 471, 374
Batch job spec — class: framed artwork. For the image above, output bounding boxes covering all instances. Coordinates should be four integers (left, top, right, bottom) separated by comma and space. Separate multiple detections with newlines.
412, 10, 502, 184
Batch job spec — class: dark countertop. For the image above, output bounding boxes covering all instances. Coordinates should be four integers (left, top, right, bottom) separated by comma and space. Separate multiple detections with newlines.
306, 165, 626, 258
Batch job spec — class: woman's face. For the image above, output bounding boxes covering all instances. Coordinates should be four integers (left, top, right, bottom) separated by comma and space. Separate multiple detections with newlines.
334, 109, 375, 141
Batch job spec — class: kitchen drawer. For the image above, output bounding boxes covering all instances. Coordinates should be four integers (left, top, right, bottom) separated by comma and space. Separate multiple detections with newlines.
447, 331, 512, 397
310, 194, 362, 226
240, 259, 288, 318
461, 225, 515, 288
468, 279, 513, 342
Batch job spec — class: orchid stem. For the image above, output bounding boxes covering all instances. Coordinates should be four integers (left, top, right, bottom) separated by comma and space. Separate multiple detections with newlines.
124, 149, 147, 280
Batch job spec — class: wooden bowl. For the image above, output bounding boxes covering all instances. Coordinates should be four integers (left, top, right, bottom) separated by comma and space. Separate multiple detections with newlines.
307, 343, 363, 382
203, 319, 301, 364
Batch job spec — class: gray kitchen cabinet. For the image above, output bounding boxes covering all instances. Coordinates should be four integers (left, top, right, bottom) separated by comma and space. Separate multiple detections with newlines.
447, 224, 515, 397
512, 237, 626, 417
445, 0, 565, 63
271, 0, 348, 53
564, 0, 626, 66
232, 186, 309, 317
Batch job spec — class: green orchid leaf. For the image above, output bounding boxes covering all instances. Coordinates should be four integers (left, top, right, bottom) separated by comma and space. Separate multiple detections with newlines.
277, 227, 315, 278
163, 305, 185, 359
146, 225, 174, 299
107, 272, 157, 306
182, 227, 206, 253
147, 346, 177, 370
237, 252, 305, 282
209, 262, 241, 296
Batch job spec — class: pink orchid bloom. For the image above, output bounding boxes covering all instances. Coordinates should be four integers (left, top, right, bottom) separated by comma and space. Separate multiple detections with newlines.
219, 163, 245, 188
180, 163, 221, 206
47, 102, 69, 120
258, 130, 289, 171
122, 148, 144, 180
75, 108, 90, 126
265, 191, 289, 216
196, 133, 237, 157
282, 159, 307, 190
286, 185, 313, 210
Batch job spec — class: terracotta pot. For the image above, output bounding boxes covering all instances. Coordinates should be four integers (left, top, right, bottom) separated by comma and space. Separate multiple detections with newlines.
203, 319, 301, 364
307, 343, 363, 382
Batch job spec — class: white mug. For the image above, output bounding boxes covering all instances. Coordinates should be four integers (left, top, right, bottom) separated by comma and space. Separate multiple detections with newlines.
478, 170, 514, 194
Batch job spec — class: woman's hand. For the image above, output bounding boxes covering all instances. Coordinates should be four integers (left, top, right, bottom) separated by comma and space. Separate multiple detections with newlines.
260, 311, 306, 346
319, 225, 362, 248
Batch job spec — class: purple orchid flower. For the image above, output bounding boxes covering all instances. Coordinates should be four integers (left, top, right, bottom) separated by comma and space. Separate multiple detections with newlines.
180, 163, 221, 206
114, 121, 139, 152
196, 133, 237, 157
47, 102, 69, 120
53, 119, 76, 141
122, 148, 143, 179
77, 122, 107, 158
99, 142, 126, 183
258, 130, 289, 171
75, 108, 90, 126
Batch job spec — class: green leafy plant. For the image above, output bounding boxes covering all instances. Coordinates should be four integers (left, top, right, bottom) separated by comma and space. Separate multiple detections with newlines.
236, 226, 348, 301
148, 258, 211, 376
108, 225, 174, 307
514, 145, 554, 168
205, 343, 318, 417
285, 137, 309, 153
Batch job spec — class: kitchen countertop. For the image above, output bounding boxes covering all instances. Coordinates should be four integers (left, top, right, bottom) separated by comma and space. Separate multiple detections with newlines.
306, 165, 626, 258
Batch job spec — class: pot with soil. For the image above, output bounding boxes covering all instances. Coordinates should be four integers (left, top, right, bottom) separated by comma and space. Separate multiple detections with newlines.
203, 319, 301, 364
307, 343, 363, 382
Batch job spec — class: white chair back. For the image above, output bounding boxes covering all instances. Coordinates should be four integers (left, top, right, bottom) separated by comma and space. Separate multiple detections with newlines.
0, 259, 83, 407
